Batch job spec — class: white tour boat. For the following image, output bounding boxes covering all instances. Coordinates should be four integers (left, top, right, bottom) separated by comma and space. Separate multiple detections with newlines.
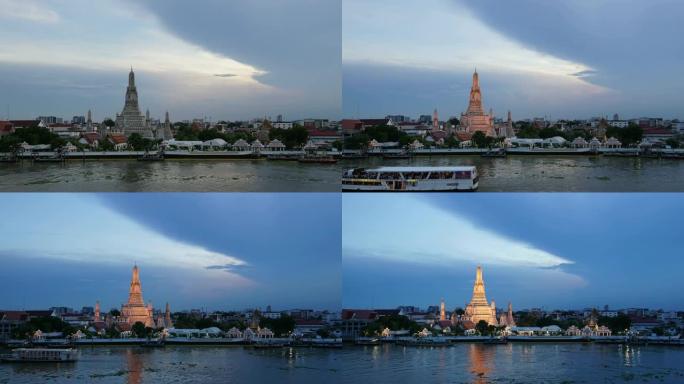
342, 166, 479, 192
1, 348, 79, 363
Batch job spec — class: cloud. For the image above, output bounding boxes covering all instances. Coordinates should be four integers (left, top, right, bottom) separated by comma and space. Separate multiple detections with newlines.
0, 195, 251, 287
0, 0, 60, 23
343, 195, 574, 269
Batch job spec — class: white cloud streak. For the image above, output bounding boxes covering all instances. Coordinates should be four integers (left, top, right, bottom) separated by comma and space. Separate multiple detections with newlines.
343, 196, 572, 269
0, 0, 60, 23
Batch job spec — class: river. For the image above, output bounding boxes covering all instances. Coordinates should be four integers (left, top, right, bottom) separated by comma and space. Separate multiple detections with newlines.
0, 346, 341, 383
338, 343, 684, 383
0, 156, 683, 191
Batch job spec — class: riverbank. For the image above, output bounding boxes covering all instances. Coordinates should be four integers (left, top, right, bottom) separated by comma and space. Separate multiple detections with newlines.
352, 335, 684, 346
2, 337, 342, 348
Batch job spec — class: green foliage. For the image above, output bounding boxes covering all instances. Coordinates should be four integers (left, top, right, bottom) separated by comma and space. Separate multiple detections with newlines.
471, 131, 495, 148
11, 316, 74, 339
606, 123, 643, 146
103, 119, 115, 127
444, 136, 460, 148
131, 322, 147, 338
665, 137, 680, 148
364, 125, 404, 142
269, 125, 309, 148
259, 315, 296, 337
0, 126, 64, 152
539, 127, 566, 139
598, 314, 631, 334
448, 117, 460, 126
475, 320, 489, 336
109, 309, 121, 317
343, 134, 369, 150
127, 133, 159, 151
98, 138, 115, 151
362, 315, 420, 336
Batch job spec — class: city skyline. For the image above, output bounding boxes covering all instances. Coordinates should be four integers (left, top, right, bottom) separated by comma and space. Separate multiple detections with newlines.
343, 0, 684, 120
0, 0, 340, 121
342, 193, 684, 310
0, 193, 341, 311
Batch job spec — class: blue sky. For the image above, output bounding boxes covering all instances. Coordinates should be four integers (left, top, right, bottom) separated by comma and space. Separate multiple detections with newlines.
0, 193, 341, 312
0, 0, 340, 121
343, 0, 684, 120
343, 194, 684, 311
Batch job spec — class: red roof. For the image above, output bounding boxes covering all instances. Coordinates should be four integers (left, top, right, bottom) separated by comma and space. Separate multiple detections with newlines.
643, 128, 673, 135
341, 119, 362, 131
0, 311, 29, 321
341, 309, 379, 321
456, 132, 472, 141
109, 134, 127, 144
0, 121, 13, 133
9, 120, 40, 128
82, 133, 99, 144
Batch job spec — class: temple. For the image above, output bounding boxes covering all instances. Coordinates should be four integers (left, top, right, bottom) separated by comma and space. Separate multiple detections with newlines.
460, 70, 494, 136
499, 302, 516, 327
115, 68, 154, 139
463, 266, 498, 326
120, 264, 155, 329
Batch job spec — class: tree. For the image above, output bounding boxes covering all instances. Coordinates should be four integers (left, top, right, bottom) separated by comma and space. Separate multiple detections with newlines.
259, 315, 296, 337
269, 125, 309, 148
666, 138, 680, 149
103, 118, 115, 127
109, 309, 121, 317
471, 131, 494, 148
475, 320, 489, 336
127, 133, 156, 151
132, 321, 147, 338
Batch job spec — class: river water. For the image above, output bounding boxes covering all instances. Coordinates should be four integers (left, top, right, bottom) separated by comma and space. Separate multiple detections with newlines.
0, 156, 683, 191
338, 343, 684, 384
0, 346, 341, 383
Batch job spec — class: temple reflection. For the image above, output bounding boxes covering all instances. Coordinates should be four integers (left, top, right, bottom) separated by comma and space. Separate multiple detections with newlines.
468, 344, 495, 384
126, 349, 143, 384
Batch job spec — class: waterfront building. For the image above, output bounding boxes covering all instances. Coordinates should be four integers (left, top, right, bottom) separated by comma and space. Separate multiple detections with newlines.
439, 298, 446, 321
119, 264, 155, 329
460, 70, 494, 137
115, 68, 154, 139
462, 266, 498, 327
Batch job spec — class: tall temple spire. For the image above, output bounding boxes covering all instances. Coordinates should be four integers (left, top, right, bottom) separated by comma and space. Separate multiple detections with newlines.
94, 300, 100, 322
128, 264, 144, 306
440, 298, 446, 321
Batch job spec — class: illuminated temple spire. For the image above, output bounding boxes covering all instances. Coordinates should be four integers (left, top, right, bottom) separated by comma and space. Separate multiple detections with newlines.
128, 264, 144, 306
440, 298, 446, 321
463, 265, 498, 326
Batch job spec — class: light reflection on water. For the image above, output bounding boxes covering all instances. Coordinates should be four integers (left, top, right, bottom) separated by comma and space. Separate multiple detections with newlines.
1, 156, 683, 191
339, 343, 684, 384
0, 346, 341, 383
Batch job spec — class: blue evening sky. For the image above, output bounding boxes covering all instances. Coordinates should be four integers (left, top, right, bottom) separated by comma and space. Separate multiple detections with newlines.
343, 0, 684, 120
343, 194, 684, 311
0, 0, 340, 121
0, 193, 341, 312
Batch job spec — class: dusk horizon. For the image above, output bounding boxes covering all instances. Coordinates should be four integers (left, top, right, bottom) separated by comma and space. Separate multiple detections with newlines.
343, 193, 684, 310
343, 0, 684, 120
0, 193, 342, 312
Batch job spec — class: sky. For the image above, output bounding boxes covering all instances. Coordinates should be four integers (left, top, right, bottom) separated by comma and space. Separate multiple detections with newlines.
0, 0, 341, 122
343, 193, 684, 311
343, 0, 684, 120
0, 193, 341, 312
